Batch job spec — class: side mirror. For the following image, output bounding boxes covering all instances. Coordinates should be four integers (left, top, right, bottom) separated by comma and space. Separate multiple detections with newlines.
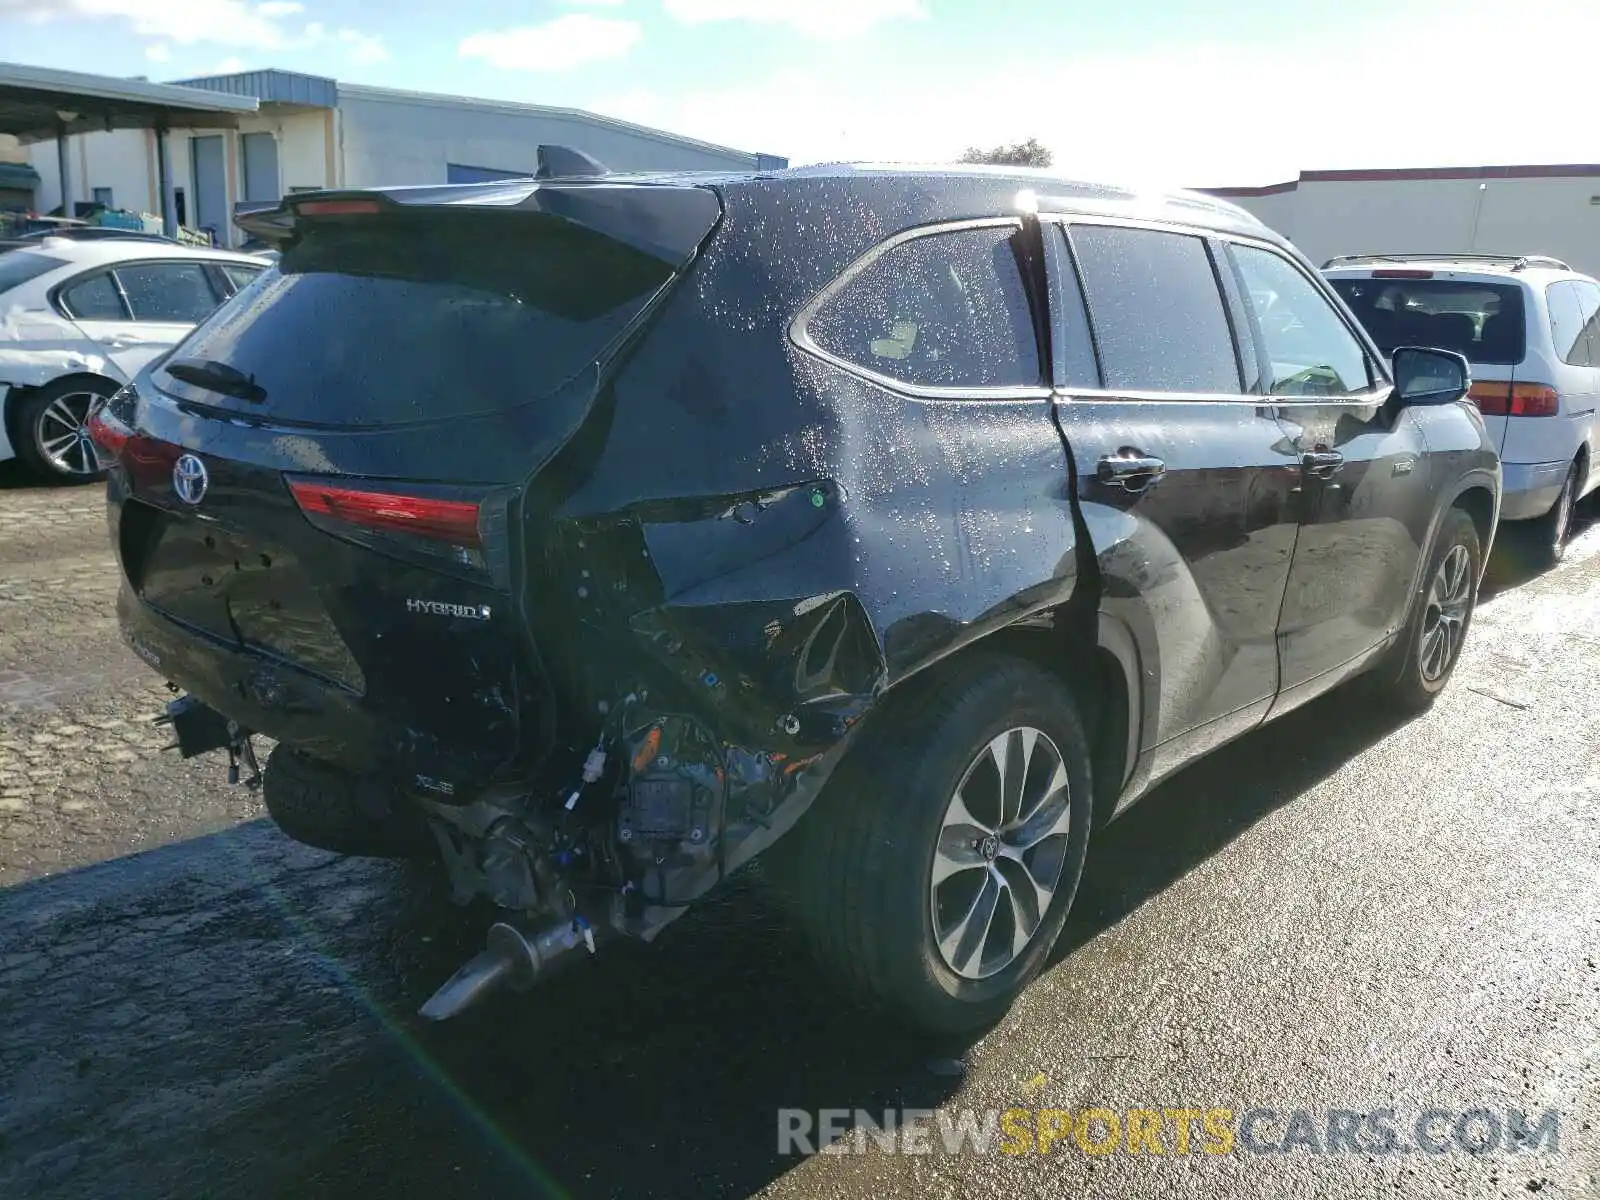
1392, 345, 1470, 406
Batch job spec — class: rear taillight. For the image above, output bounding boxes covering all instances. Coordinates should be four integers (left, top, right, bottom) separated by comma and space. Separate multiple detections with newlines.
286, 475, 512, 586
287, 480, 482, 547
85, 404, 132, 460
1372, 269, 1435, 278
1469, 381, 1560, 417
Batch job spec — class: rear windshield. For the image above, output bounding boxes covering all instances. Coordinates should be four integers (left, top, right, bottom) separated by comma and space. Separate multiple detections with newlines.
0, 250, 66, 295
1329, 276, 1525, 365
154, 213, 673, 426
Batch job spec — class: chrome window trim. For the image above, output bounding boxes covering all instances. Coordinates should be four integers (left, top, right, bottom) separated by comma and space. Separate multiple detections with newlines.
788, 216, 1053, 402
1053, 384, 1395, 406
1047, 212, 1393, 403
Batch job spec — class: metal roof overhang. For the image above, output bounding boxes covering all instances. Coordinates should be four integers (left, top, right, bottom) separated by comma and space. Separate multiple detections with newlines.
0, 60, 258, 143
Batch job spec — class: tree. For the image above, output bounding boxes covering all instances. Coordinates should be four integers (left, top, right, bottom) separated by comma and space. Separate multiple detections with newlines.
957, 138, 1053, 168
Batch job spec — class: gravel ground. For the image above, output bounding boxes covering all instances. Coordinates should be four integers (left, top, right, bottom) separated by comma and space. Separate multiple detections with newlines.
0, 459, 1597, 1200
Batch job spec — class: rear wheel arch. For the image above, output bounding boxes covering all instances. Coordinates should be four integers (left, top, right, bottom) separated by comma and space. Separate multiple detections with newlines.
872, 613, 1138, 829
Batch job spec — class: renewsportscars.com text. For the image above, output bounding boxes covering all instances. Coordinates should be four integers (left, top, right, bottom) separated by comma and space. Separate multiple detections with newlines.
779, 1106, 1562, 1157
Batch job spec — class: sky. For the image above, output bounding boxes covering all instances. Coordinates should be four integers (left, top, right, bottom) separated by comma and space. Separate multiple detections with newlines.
1, 0, 1597, 187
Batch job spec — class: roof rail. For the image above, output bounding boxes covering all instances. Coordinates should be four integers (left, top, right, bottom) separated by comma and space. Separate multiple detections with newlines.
1321, 251, 1572, 272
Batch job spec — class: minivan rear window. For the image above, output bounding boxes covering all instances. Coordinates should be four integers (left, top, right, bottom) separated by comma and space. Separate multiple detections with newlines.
1329, 277, 1525, 365
155, 213, 674, 426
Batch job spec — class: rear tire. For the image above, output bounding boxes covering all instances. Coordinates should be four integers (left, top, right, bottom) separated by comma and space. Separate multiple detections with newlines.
262, 746, 434, 858
780, 654, 1093, 1035
1524, 457, 1579, 570
11, 377, 117, 483
1368, 506, 1480, 711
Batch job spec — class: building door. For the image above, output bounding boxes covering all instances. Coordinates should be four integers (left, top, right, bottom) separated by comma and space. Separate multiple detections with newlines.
241, 132, 280, 203
191, 135, 226, 244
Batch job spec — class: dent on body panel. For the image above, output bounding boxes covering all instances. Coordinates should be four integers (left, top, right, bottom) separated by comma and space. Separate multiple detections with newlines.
1075, 498, 1221, 749
0, 304, 117, 386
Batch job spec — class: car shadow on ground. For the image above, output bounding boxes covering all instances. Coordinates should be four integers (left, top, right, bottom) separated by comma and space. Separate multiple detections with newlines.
0, 460, 100, 492
0, 684, 1416, 1200
1480, 496, 1597, 600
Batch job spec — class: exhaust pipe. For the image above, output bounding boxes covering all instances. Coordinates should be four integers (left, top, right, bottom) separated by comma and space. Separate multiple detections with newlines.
419, 919, 586, 1021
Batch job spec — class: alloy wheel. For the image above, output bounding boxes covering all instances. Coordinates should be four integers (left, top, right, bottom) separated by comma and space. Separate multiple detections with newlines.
1419, 543, 1473, 683
930, 726, 1073, 980
34, 390, 103, 477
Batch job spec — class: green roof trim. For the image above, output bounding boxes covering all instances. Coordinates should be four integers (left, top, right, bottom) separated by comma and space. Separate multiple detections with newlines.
0, 161, 41, 190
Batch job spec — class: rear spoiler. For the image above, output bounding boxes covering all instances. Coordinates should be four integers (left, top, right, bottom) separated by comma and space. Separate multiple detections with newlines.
235, 147, 720, 266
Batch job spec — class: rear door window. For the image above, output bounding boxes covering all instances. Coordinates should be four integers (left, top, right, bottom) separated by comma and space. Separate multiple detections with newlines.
1229, 243, 1374, 397
59, 271, 128, 320
806, 224, 1041, 389
1570, 281, 1600, 369
156, 213, 675, 426
115, 262, 223, 323
1547, 280, 1587, 365
220, 263, 266, 294
1329, 276, 1526, 366
1068, 224, 1240, 394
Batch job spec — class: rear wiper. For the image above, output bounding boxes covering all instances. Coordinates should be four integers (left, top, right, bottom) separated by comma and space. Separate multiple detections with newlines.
164, 357, 267, 404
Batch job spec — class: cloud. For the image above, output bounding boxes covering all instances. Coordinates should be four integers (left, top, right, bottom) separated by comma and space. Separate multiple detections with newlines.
210, 56, 247, 74
459, 14, 642, 71
143, 42, 170, 62
337, 27, 387, 64
0, 0, 384, 63
661, 0, 925, 37
596, 0, 1600, 184
566, 0, 625, 5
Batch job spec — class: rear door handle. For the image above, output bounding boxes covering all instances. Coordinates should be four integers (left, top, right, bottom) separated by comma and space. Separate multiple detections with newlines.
1097, 452, 1167, 493
1302, 450, 1344, 478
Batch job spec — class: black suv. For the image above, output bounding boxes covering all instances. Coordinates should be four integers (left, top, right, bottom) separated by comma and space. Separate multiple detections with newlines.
92, 166, 1499, 1033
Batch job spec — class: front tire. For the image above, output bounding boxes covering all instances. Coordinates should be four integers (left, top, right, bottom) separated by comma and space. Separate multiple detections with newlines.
1370, 506, 1481, 711
11, 377, 118, 483
784, 654, 1093, 1035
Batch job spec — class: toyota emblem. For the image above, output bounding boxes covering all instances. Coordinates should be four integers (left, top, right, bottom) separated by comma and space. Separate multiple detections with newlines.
173, 454, 209, 506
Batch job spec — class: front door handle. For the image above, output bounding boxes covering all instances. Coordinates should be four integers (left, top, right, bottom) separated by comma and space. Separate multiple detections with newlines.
1097, 451, 1167, 493
1302, 449, 1344, 478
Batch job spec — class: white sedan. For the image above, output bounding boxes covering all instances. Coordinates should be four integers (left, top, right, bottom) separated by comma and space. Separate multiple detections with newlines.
0, 238, 269, 481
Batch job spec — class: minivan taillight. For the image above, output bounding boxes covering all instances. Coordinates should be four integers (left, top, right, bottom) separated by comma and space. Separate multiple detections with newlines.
286, 476, 512, 587
1468, 382, 1560, 417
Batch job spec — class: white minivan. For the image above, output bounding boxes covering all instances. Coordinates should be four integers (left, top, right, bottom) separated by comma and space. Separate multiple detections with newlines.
1325, 254, 1600, 565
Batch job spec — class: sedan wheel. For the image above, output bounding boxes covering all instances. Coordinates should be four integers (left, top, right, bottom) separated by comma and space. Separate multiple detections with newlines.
12, 378, 117, 483
35, 390, 103, 478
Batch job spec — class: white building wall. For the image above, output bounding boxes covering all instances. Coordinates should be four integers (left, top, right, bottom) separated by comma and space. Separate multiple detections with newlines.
235, 109, 332, 194
1223, 175, 1600, 278
26, 131, 155, 217
337, 86, 765, 188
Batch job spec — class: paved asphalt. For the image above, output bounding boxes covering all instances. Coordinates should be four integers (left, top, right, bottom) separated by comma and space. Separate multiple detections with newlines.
1, 459, 1597, 1200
